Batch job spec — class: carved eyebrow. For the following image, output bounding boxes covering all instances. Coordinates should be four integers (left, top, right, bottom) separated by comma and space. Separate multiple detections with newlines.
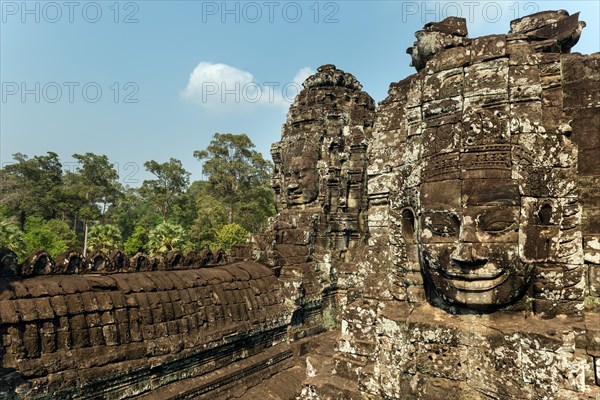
421, 210, 460, 219
482, 199, 519, 206
421, 204, 460, 210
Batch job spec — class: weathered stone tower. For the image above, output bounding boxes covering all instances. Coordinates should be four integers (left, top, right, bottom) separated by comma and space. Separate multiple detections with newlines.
303, 10, 600, 400
268, 64, 375, 337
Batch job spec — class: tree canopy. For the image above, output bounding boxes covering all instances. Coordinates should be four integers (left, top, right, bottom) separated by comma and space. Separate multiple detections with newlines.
193, 133, 275, 231
0, 133, 275, 260
140, 158, 190, 223
0, 152, 64, 226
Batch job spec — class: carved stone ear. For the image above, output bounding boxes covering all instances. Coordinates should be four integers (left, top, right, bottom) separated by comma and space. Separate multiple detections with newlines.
401, 208, 416, 244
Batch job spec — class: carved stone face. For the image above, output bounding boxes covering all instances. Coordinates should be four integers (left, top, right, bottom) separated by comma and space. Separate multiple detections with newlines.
416, 179, 532, 308
284, 156, 318, 206
407, 31, 441, 71
406, 18, 468, 71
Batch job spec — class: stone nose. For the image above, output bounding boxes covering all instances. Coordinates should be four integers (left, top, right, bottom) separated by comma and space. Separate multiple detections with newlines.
451, 243, 486, 265
457, 216, 477, 243
287, 183, 300, 193
451, 243, 474, 262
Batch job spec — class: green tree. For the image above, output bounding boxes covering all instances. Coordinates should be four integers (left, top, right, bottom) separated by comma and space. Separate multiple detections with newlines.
0, 152, 64, 227
193, 133, 275, 230
104, 187, 161, 240
147, 222, 188, 255
22, 216, 77, 258
140, 158, 190, 223
0, 219, 26, 260
188, 182, 229, 247
123, 225, 149, 256
212, 223, 249, 252
65, 153, 122, 255
170, 179, 204, 230
87, 224, 122, 254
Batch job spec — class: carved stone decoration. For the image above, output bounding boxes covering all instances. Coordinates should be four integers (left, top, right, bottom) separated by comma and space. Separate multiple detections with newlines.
0, 262, 288, 399
510, 10, 586, 52
109, 250, 127, 272
387, 11, 588, 311
0, 248, 18, 278
165, 250, 183, 269
84, 251, 109, 273
210, 248, 227, 265
271, 64, 375, 214
182, 251, 199, 266
20, 250, 54, 277
152, 252, 168, 270
198, 248, 213, 266
321, 10, 598, 400
129, 252, 150, 272
283, 155, 319, 206
414, 177, 532, 308
229, 244, 253, 263
147, 255, 160, 271
406, 16, 469, 71
53, 251, 84, 274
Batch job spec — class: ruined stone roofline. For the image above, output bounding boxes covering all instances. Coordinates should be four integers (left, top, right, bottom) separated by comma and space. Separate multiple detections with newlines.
284, 64, 375, 113
407, 10, 586, 73
303, 64, 363, 91
0, 246, 245, 279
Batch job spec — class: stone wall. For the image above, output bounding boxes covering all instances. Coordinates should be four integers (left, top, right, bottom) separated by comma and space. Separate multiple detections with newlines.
0, 263, 289, 399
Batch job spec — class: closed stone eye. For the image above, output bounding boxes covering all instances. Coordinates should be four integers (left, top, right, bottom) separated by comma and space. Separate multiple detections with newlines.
429, 224, 456, 237
482, 220, 516, 234
427, 214, 459, 237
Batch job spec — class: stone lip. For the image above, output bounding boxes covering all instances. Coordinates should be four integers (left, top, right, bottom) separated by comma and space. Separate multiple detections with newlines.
303, 64, 363, 91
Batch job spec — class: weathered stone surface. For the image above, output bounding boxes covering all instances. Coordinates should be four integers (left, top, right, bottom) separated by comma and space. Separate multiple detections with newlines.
1, 9, 598, 400
0, 263, 289, 399
406, 17, 470, 71
321, 9, 599, 400
510, 10, 586, 52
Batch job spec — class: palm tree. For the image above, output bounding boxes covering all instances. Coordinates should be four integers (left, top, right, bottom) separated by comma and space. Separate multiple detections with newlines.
0, 220, 26, 260
87, 224, 122, 254
147, 223, 187, 255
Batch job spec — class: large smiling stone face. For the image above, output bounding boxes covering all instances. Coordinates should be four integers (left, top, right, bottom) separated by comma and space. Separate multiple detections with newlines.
283, 156, 318, 206
417, 179, 533, 308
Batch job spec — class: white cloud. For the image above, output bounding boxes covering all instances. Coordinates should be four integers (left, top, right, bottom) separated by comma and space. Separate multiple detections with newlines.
292, 67, 314, 87
181, 62, 314, 113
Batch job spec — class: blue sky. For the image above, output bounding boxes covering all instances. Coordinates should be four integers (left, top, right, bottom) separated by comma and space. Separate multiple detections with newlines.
1, 0, 598, 185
